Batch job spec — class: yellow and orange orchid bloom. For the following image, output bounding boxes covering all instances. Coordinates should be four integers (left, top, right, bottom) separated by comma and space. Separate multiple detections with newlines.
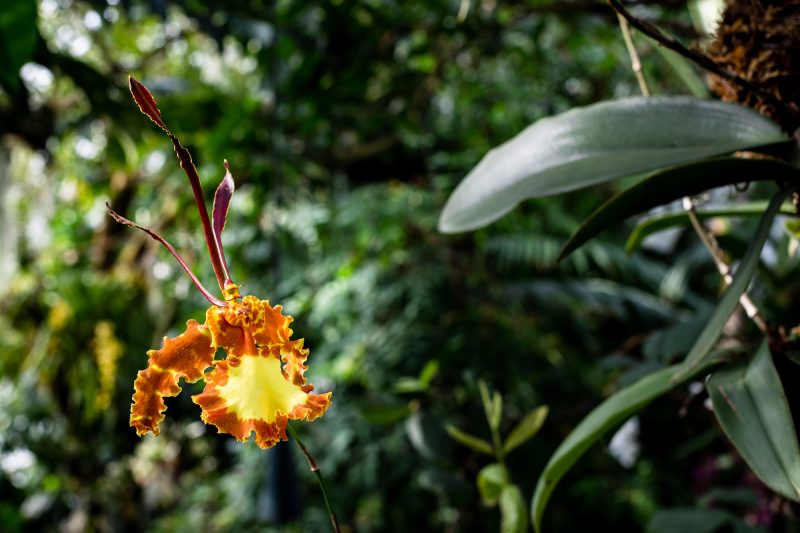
110, 77, 331, 449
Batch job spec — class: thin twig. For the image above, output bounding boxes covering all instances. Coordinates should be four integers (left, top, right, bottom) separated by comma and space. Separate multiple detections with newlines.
287, 424, 341, 533
616, 13, 650, 96
607, 0, 787, 116
682, 198, 769, 334
612, 4, 770, 336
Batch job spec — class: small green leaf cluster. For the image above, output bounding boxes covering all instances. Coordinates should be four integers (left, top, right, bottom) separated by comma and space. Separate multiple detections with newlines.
447, 380, 548, 533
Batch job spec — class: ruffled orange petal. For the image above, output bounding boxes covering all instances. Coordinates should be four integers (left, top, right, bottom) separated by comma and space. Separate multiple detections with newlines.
193, 298, 331, 448
130, 320, 215, 436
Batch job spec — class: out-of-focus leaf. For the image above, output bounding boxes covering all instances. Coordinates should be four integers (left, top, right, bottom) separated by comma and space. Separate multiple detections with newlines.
707, 341, 800, 501
627, 201, 797, 254
643, 311, 714, 364
500, 484, 528, 533
503, 406, 548, 455
477, 463, 507, 506
359, 402, 411, 425
445, 424, 495, 456
531, 361, 717, 533
396, 359, 441, 393
406, 411, 453, 462
418, 468, 474, 503
419, 359, 440, 387
646, 508, 734, 533
651, 39, 709, 98
0, 1, 39, 90
557, 158, 800, 261
438, 97, 787, 233
673, 189, 789, 381
479, 380, 503, 432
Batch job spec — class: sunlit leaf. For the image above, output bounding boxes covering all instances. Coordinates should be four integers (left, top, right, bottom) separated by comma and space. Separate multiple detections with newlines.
445, 424, 495, 456
500, 484, 529, 533
503, 406, 548, 455
477, 463, 507, 506
557, 158, 799, 261
707, 341, 800, 501
438, 97, 787, 233
479, 380, 503, 432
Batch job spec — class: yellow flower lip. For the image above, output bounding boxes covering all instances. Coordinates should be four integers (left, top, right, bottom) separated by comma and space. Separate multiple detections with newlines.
129, 295, 331, 448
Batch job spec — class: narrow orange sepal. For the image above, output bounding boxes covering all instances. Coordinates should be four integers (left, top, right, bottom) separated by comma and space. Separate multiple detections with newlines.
130, 320, 216, 436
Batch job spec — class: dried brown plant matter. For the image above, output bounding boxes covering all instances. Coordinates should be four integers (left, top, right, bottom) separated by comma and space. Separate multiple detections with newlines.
707, 0, 800, 134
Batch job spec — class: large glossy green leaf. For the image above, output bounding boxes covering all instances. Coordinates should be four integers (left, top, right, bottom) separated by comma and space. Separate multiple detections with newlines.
438, 97, 787, 233
626, 201, 797, 254
531, 361, 717, 532
557, 158, 800, 261
673, 189, 790, 382
708, 341, 800, 501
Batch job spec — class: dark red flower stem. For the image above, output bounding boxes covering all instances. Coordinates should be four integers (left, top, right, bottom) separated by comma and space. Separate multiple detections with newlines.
169, 135, 232, 289
107, 203, 228, 307
129, 76, 232, 291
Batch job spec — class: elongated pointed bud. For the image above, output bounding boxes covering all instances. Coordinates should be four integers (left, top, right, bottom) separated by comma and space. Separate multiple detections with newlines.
129, 76, 170, 133
212, 160, 235, 282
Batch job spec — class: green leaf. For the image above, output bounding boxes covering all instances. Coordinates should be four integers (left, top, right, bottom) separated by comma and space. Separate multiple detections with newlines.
557, 158, 800, 261
500, 484, 529, 533
445, 424, 495, 456
627, 201, 797, 254
479, 380, 503, 432
646, 508, 734, 533
406, 412, 453, 462
707, 341, 800, 501
531, 362, 717, 533
438, 97, 787, 233
503, 406, 548, 455
673, 189, 790, 381
650, 39, 709, 98
477, 463, 508, 506
394, 359, 440, 393
419, 359, 440, 387
0, 1, 39, 90
491, 391, 503, 432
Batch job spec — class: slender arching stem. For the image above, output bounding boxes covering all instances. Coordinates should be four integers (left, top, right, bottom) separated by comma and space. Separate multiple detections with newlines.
286, 424, 340, 533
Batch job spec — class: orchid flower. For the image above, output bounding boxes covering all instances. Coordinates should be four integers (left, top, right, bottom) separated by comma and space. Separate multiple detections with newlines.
109, 77, 331, 449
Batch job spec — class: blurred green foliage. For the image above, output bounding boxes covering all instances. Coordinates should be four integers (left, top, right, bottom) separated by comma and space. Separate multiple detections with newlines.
1, 0, 798, 531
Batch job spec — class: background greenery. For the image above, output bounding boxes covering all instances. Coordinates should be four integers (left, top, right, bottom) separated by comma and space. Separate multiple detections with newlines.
1, 0, 797, 531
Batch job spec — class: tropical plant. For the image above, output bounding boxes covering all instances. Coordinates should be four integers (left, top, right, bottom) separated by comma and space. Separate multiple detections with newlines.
439, 1, 800, 531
